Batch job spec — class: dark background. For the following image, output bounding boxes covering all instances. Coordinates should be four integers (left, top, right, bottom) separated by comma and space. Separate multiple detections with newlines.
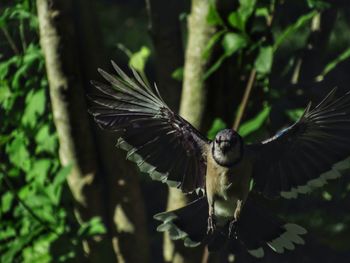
1, 0, 350, 262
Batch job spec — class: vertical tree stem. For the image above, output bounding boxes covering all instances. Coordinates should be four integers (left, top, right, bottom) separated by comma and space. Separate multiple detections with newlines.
1, 27, 20, 55
165, 0, 215, 262
233, 69, 256, 130
36, 1, 115, 261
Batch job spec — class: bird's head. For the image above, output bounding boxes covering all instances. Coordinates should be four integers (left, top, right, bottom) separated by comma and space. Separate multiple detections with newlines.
212, 129, 243, 167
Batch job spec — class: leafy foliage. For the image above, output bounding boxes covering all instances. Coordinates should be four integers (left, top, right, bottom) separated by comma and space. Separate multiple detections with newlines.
0, 1, 105, 262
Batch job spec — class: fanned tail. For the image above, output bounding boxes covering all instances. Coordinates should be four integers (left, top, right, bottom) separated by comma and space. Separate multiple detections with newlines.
154, 197, 307, 258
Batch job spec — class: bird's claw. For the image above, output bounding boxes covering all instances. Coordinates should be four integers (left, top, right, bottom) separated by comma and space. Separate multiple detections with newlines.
228, 219, 238, 239
207, 215, 216, 234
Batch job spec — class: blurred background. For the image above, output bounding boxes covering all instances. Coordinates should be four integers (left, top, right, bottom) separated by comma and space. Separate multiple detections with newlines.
1, 0, 350, 262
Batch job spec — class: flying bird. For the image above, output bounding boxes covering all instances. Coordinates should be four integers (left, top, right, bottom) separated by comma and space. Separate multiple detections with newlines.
89, 61, 350, 258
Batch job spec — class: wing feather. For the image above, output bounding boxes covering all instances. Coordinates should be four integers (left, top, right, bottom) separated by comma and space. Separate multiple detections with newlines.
89, 62, 209, 193
249, 88, 350, 198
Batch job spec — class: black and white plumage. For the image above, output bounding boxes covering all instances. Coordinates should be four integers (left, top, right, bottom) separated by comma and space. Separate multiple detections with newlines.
89, 61, 350, 258
249, 88, 350, 199
89, 61, 208, 193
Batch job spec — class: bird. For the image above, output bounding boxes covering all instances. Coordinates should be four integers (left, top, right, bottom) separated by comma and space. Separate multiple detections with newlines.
89, 61, 350, 258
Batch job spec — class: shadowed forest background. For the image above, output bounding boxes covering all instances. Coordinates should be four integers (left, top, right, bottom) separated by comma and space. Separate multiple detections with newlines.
1, 0, 350, 262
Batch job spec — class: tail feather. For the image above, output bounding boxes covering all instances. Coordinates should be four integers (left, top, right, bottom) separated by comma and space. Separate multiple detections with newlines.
154, 196, 307, 258
237, 197, 307, 258
154, 197, 208, 246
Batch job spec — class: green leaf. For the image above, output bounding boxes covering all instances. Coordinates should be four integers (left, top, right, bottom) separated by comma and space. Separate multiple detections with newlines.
238, 106, 271, 137
1, 225, 44, 263
22, 88, 46, 127
238, 0, 256, 24
6, 132, 31, 171
255, 46, 273, 74
0, 56, 19, 80
26, 159, 51, 184
0, 226, 16, 241
286, 108, 304, 121
129, 46, 150, 73
171, 67, 184, 82
307, 0, 331, 9
255, 7, 269, 19
50, 164, 72, 204
274, 11, 317, 51
322, 191, 332, 201
78, 217, 106, 238
204, 54, 227, 80
35, 125, 58, 154
203, 30, 226, 59
1, 191, 14, 213
222, 32, 247, 56
317, 47, 350, 81
207, 3, 224, 26
53, 165, 71, 188
207, 118, 227, 140
228, 12, 245, 32
0, 83, 12, 109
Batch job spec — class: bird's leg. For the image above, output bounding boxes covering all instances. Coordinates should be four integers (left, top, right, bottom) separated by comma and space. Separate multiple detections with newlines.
229, 199, 242, 239
207, 202, 216, 234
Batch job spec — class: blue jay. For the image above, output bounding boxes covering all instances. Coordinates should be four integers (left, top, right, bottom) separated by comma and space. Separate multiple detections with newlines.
89, 62, 350, 258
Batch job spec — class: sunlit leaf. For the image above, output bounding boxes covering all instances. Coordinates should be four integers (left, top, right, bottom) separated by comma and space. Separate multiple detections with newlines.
228, 12, 244, 32
26, 159, 51, 184
0, 82, 13, 110
204, 54, 227, 80
307, 0, 331, 9
238, 0, 256, 24
203, 30, 226, 59
238, 106, 271, 137
35, 125, 58, 154
286, 108, 304, 121
222, 32, 247, 56
171, 67, 183, 81
6, 132, 31, 171
22, 88, 46, 128
255, 46, 273, 74
207, 118, 227, 140
50, 165, 72, 204
1, 191, 14, 213
274, 11, 317, 51
0, 56, 19, 80
317, 47, 350, 81
78, 217, 106, 238
129, 46, 150, 73
207, 2, 224, 26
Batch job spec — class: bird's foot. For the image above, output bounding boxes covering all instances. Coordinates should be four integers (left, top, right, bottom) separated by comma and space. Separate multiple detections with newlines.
207, 215, 216, 235
228, 219, 238, 239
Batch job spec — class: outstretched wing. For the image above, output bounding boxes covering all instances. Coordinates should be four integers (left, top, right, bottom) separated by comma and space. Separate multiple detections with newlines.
89, 61, 209, 193
248, 88, 350, 199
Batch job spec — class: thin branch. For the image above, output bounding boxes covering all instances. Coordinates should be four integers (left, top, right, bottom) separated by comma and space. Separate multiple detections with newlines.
19, 19, 27, 51
1, 27, 20, 55
232, 2, 277, 131
233, 69, 256, 130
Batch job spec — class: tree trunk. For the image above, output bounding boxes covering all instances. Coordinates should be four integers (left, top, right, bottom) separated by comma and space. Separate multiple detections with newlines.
146, 0, 186, 111
164, 0, 215, 262
73, 1, 151, 262
36, 0, 115, 261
